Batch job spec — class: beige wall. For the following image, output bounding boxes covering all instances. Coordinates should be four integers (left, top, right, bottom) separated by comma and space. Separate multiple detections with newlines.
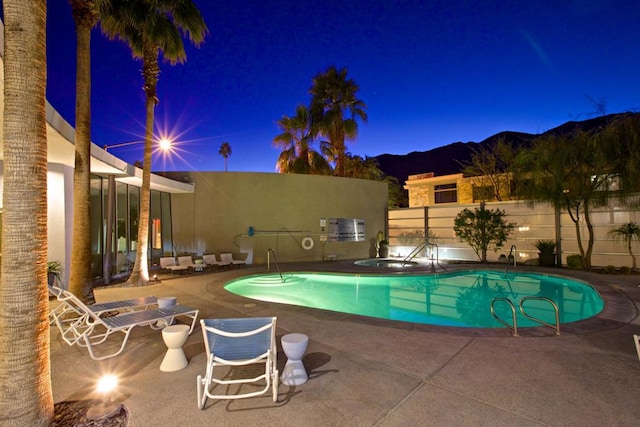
170, 172, 388, 264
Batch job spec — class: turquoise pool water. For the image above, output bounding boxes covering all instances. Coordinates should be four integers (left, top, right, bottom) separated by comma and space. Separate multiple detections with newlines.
224, 270, 604, 328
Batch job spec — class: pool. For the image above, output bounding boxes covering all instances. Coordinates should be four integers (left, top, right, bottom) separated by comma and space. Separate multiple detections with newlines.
224, 270, 604, 328
354, 258, 421, 268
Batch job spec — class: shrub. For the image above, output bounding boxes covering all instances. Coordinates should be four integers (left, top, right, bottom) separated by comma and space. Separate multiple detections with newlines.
453, 206, 515, 262
566, 255, 583, 270
620, 266, 631, 275
604, 265, 617, 274
533, 239, 556, 254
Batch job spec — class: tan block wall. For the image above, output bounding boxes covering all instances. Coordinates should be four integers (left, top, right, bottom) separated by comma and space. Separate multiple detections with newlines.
170, 172, 388, 264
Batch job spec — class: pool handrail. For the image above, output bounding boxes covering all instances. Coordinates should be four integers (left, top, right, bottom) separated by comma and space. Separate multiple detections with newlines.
401, 241, 443, 271
490, 297, 519, 337
491, 296, 561, 336
519, 296, 561, 335
505, 245, 517, 273
266, 248, 284, 283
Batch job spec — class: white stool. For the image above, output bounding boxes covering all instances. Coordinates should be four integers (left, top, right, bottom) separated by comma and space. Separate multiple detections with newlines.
160, 324, 190, 372
281, 333, 309, 386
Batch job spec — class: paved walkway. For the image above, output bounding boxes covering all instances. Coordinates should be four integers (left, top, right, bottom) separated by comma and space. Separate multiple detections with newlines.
50, 262, 640, 426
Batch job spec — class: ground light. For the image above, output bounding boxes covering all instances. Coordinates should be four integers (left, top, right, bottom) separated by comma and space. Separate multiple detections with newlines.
86, 374, 122, 421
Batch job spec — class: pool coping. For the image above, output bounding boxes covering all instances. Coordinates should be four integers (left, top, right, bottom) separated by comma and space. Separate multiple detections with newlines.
214, 261, 639, 338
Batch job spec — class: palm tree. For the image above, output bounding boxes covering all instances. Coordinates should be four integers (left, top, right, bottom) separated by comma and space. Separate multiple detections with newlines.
218, 142, 232, 171
609, 222, 640, 271
342, 153, 384, 180
68, 0, 101, 302
309, 65, 368, 177
273, 104, 331, 175
99, 0, 208, 285
0, 1, 54, 424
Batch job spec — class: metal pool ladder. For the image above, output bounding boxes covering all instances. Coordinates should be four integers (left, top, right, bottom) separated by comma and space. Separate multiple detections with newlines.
504, 245, 517, 273
266, 248, 284, 283
490, 296, 561, 336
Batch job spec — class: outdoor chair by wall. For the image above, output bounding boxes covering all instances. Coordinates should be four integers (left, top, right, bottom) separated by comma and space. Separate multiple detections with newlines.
50, 286, 199, 360
202, 253, 230, 269
177, 255, 198, 270
634, 334, 640, 362
160, 256, 177, 271
197, 317, 278, 408
220, 252, 246, 266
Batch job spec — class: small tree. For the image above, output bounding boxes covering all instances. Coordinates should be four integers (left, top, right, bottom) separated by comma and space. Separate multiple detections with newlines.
608, 222, 640, 272
459, 137, 519, 202
453, 205, 515, 262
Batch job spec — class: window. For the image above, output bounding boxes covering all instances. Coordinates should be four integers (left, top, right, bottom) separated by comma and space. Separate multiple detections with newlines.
434, 183, 457, 204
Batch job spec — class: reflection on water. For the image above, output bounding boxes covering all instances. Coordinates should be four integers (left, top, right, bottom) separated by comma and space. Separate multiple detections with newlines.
224, 270, 604, 328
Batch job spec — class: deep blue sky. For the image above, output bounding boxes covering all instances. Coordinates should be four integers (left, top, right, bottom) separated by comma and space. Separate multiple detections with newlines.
44, 0, 640, 173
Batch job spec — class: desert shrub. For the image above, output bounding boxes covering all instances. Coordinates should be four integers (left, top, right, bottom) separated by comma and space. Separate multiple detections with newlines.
566, 255, 583, 270
604, 265, 617, 274
453, 207, 515, 262
620, 266, 631, 275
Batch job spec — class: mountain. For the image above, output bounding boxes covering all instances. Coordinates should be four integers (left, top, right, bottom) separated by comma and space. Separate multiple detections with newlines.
374, 113, 637, 185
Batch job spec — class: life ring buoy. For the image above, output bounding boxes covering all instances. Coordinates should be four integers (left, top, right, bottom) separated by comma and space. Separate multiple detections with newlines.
301, 237, 314, 250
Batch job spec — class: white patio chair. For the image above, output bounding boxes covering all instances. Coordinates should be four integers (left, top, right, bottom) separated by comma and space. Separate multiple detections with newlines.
49, 286, 199, 360
160, 256, 177, 270
177, 255, 198, 269
197, 317, 278, 408
202, 253, 230, 269
220, 252, 246, 266
634, 334, 640, 362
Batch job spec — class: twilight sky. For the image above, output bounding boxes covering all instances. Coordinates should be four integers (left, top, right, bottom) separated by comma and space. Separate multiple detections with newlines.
44, 0, 640, 173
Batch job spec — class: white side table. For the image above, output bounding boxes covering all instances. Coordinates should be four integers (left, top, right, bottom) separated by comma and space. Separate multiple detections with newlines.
160, 324, 190, 372
281, 333, 309, 386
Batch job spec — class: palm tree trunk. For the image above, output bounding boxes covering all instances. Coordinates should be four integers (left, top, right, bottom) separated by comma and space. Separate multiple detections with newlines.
628, 240, 637, 271
128, 47, 159, 285
0, 2, 54, 424
69, 4, 97, 301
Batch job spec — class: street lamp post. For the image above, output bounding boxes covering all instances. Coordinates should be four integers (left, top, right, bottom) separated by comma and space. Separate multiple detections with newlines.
103, 138, 173, 152
101, 137, 173, 285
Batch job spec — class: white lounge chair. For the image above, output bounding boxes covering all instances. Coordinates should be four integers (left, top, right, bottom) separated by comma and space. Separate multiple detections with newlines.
202, 253, 230, 269
160, 256, 191, 274
634, 334, 640, 362
48, 284, 158, 323
160, 256, 178, 271
197, 317, 278, 408
49, 284, 158, 314
220, 252, 246, 266
49, 286, 199, 360
178, 256, 198, 269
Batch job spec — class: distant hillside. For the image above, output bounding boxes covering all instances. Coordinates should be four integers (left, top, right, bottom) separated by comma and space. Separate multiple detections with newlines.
374, 113, 637, 185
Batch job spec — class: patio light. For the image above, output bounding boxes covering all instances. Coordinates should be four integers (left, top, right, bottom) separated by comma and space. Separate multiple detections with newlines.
86, 374, 122, 420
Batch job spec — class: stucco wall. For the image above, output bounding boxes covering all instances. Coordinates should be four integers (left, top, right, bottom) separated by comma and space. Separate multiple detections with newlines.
170, 172, 388, 264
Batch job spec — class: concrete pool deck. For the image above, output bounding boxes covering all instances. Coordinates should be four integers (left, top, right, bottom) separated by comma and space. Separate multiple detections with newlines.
50, 262, 640, 425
